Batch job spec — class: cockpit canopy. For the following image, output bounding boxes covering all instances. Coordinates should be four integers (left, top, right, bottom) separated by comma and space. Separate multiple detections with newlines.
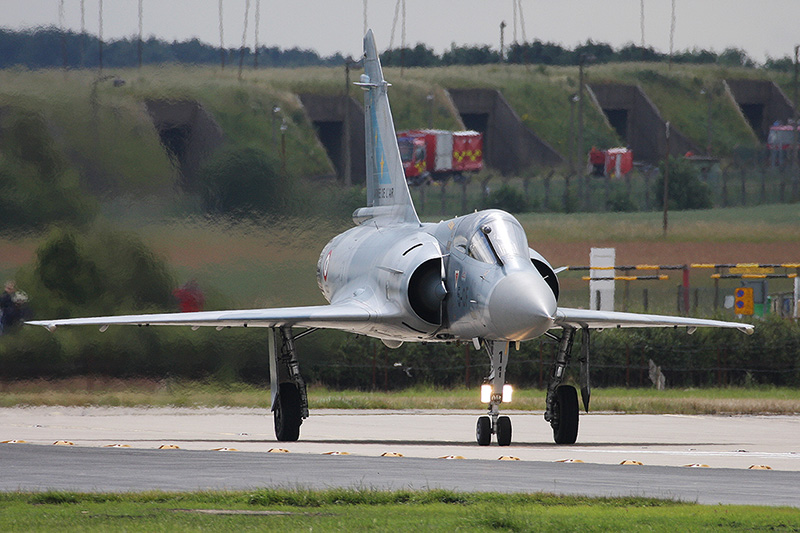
453, 210, 530, 266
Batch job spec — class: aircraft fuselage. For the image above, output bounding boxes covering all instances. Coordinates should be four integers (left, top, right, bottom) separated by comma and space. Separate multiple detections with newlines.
317, 209, 558, 345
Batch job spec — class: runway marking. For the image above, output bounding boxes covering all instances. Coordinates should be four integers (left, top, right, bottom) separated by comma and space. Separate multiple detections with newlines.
569, 448, 800, 459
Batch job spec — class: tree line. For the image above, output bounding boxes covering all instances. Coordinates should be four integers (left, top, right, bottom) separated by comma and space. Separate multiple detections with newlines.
0, 27, 792, 71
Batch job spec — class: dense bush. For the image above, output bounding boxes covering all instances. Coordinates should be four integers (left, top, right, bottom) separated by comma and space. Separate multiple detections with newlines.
3, 312, 796, 387
653, 156, 712, 210
198, 146, 294, 216
16, 228, 175, 320
0, 110, 96, 230
483, 183, 528, 213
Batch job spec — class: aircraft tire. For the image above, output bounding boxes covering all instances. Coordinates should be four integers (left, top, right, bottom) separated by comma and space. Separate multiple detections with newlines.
476, 416, 492, 446
496, 415, 512, 446
274, 382, 302, 442
552, 385, 579, 445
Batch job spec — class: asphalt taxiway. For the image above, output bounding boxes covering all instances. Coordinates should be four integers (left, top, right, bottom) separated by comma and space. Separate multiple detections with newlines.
2, 407, 799, 506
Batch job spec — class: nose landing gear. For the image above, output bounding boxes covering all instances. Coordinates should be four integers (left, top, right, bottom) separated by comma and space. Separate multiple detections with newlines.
476, 340, 513, 446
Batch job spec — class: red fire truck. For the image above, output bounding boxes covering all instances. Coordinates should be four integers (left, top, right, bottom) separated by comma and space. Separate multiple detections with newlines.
397, 129, 483, 184
767, 123, 799, 167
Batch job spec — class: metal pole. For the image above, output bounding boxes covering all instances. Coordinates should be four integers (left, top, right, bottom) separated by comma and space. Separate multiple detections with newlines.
98, 0, 104, 72
568, 94, 576, 173
662, 122, 671, 236
137, 0, 143, 69
499, 21, 506, 62
343, 60, 353, 186
578, 58, 585, 210
794, 45, 800, 202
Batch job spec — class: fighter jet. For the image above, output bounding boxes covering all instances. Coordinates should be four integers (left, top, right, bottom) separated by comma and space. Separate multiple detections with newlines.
28, 30, 753, 447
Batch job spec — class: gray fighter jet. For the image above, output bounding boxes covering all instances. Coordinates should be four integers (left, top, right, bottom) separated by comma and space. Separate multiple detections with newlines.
28, 30, 753, 446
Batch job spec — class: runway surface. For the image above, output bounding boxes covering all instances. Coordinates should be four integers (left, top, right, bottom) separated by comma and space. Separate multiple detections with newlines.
2, 407, 799, 506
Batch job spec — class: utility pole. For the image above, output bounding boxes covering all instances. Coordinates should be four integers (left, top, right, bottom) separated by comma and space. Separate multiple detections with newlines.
663, 122, 671, 237
499, 21, 506, 62
701, 87, 712, 155
137, 0, 143, 69
577, 55, 586, 210
343, 59, 357, 187
98, 0, 104, 72
794, 45, 800, 201
219, 0, 226, 69
568, 93, 577, 173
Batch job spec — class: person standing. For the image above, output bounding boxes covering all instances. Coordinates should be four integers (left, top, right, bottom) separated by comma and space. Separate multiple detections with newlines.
0, 281, 16, 334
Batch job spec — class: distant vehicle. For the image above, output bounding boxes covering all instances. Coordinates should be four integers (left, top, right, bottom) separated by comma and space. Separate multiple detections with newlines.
397, 129, 482, 185
767, 123, 799, 167
589, 146, 633, 178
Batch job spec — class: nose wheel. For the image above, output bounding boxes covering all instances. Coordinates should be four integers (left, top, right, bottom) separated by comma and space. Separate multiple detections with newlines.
476, 415, 512, 446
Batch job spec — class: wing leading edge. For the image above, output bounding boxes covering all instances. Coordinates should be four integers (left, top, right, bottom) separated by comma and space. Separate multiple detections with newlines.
555, 307, 754, 334
26, 301, 376, 333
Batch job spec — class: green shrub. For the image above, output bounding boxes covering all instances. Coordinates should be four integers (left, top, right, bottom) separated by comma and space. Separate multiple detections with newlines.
198, 146, 294, 216
0, 110, 96, 230
654, 156, 712, 210
483, 183, 528, 213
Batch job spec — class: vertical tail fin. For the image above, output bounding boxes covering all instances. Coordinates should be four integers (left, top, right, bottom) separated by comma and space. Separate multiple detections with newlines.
352, 30, 420, 226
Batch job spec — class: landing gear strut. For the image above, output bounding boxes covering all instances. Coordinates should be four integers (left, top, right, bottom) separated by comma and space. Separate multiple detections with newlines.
543, 326, 590, 444
269, 327, 309, 442
476, 340, 513, 446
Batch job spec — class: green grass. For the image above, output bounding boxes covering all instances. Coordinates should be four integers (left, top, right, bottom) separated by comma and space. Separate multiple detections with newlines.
513, 203, 800, 243
1, 380, 798, 414
0, 489, 797, 532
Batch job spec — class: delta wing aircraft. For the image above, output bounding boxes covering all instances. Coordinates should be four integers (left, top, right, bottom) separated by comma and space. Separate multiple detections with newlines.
28, 30, 753, 447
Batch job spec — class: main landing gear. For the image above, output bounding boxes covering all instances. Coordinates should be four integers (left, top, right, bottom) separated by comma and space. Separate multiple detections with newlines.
543, 326, 591, 444
476, 340, 513, 446
268, 327, 310, 442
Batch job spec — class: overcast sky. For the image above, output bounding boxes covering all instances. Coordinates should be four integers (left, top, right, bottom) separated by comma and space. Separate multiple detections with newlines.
4, 1, 798, 63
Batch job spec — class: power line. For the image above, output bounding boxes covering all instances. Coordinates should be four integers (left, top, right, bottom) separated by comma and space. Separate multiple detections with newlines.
219, 0, 225, 69
512, 0, 517, 43
669, 0, 676, 70
98, 0, 104, 71
640, 0, 645, 47
517, 0, 527, 43
138, 0, 143, 69
389, 0, 400, 49
253, 0, 260, 68
238, 0, 251, 80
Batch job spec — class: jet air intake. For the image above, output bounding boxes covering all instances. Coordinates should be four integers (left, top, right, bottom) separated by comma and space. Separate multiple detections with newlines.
407, 257, 447, 325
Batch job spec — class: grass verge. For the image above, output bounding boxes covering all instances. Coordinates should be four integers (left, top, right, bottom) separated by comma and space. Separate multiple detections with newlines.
0, 489, 798, 532
1, 379, 798, 415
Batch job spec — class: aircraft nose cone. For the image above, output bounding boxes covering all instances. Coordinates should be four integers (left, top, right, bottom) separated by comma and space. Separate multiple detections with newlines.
488, 270, 557, 341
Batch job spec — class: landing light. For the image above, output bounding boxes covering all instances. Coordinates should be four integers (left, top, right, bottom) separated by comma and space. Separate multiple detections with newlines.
480, 384, 513, 403
480, 384, 491, 403
503, 384, 513, 403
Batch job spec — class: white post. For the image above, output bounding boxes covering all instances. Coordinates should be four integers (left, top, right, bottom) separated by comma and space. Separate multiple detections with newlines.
794, 276, 799, 319
590, 247, 615, 311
